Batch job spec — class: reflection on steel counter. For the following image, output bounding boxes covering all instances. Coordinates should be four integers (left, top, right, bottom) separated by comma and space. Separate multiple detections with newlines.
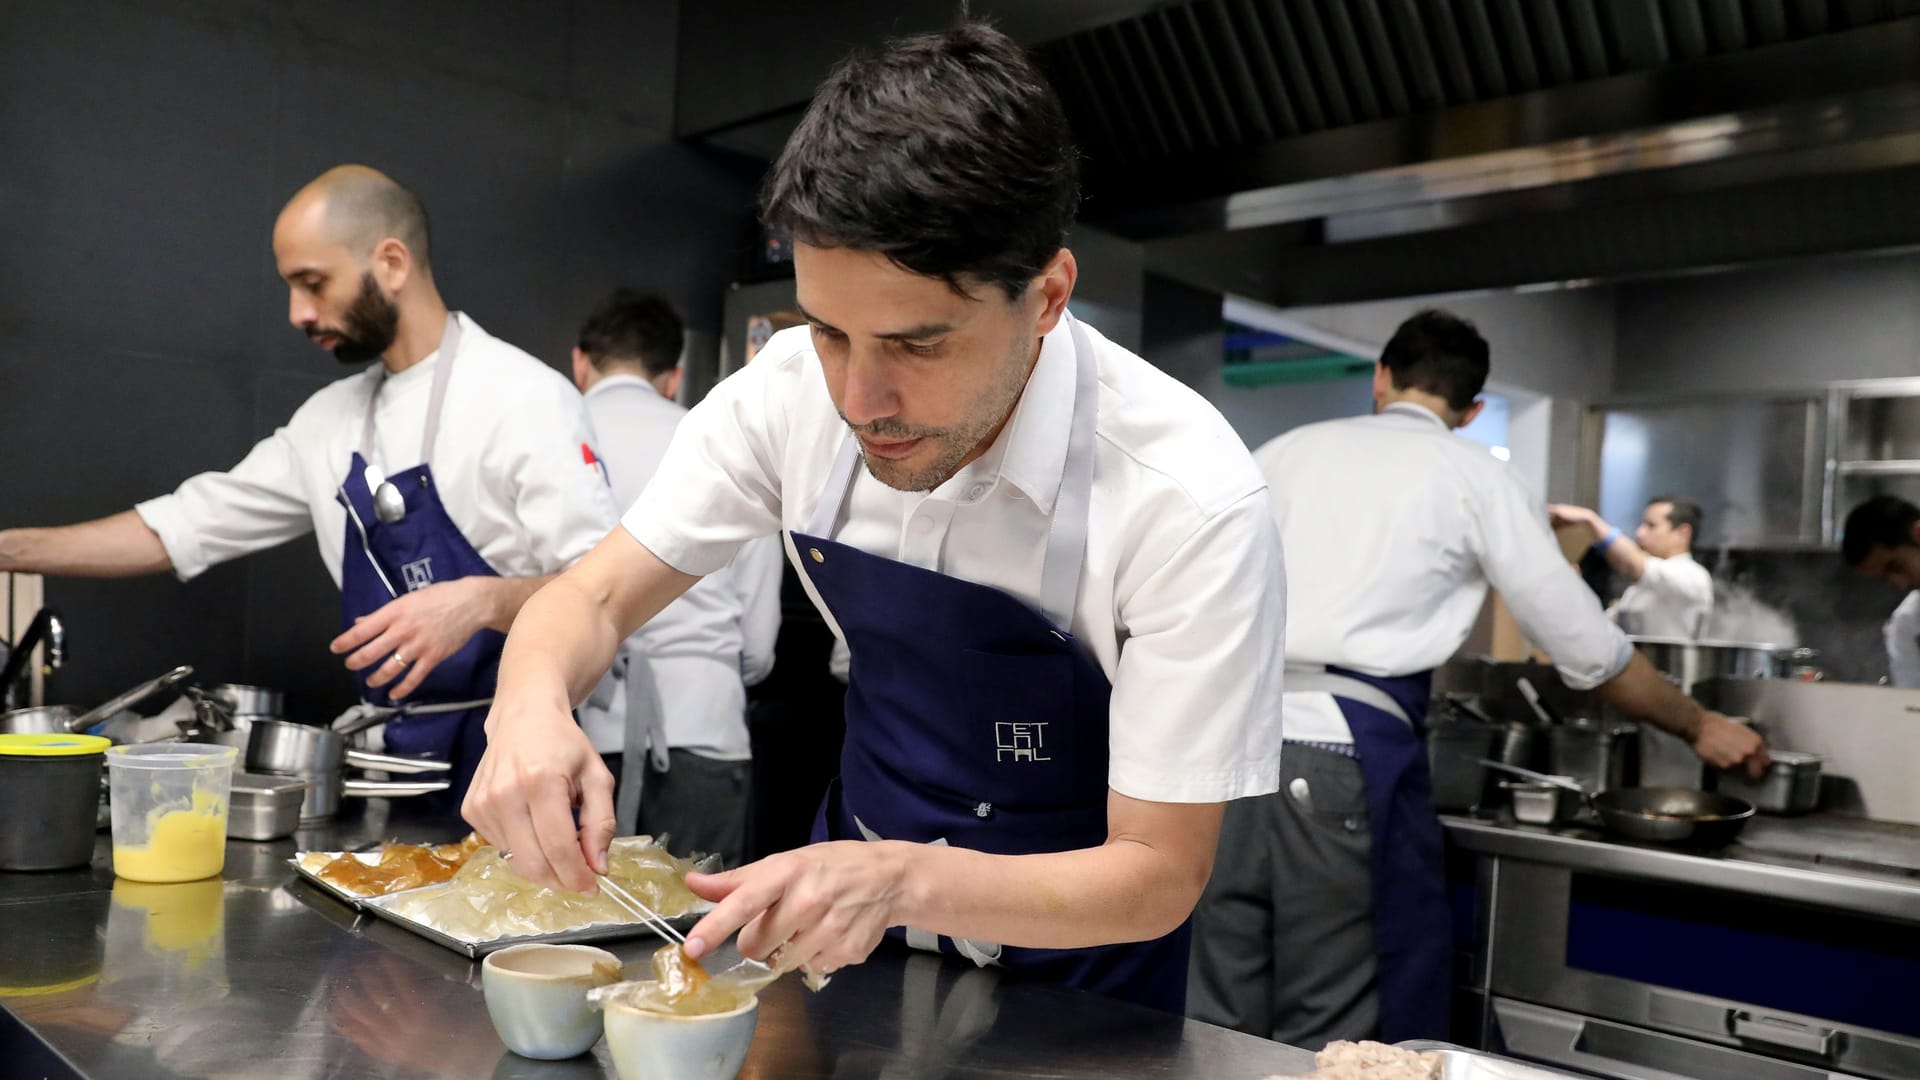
0, 819, 1319, 1080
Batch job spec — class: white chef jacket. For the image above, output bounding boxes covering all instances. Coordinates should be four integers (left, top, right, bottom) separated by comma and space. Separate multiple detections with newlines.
622, 320, 1286, 804
578, 375, 782, 760
1609, 552, 1714, 639
135, 313, 619, 584
1886, 590, 1920, 689
1256, 402, 1634, 745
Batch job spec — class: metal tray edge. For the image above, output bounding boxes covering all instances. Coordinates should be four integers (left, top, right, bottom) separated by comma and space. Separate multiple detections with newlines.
285, 851, 451, 911
360, 884, 709, 959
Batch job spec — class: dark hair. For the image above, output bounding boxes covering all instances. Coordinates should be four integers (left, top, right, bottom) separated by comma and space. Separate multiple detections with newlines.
1648, 495, 1703, 541
1842, 495, 1920, 566
759, 22, 1080, 301
576, 290, 684, 378
1379, 309, 1490, 412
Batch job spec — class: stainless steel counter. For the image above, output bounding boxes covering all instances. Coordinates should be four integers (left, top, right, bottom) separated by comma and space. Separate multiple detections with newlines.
1443, 811, 1920, 924
0, 808, 1316, 1079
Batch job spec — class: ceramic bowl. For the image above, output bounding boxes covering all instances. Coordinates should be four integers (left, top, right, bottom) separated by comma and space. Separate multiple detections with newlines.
603, 993, 759, 1080
481, 944, 623, 1059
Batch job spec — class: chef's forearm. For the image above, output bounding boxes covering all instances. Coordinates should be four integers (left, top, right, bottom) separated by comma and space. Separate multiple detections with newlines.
0, 511, 173, 577
477, 574, 558, 633
1593, 652, 1704, 742
1601, 534, 1649, 582
891, 806, 1220, 949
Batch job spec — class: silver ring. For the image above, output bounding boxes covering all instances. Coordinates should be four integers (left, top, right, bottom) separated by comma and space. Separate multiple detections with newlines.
390, 650, 410, 668
499, 848, 514, 860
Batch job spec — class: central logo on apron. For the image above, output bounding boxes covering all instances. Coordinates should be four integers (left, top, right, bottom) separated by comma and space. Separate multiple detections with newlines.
401, 557, 436, 591
994, 722, 1050, 762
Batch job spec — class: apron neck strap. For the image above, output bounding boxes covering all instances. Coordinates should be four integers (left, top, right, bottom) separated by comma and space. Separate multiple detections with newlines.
357, 312, 464, 467
803, 313, 1100, 629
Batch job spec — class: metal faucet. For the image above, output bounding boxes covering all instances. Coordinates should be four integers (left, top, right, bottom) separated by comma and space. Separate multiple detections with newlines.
1, 607, 66, 708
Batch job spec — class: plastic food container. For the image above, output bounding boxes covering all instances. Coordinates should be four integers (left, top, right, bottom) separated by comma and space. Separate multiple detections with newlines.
105, 744, 237, 882
0, 733, 110, 871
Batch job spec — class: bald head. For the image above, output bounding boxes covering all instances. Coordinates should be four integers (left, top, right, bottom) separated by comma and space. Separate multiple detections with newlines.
282, 165, 432, 271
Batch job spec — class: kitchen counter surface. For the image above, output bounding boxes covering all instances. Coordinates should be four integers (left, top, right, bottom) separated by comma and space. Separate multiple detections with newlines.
1443, 809, 1920, 924
0, 805, 1316, 1080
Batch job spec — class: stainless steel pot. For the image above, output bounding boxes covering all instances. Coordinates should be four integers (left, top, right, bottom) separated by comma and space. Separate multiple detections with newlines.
0, 704, 78, 735
1628, 636, 1789, 693
207, 684, 284, 717
1546, 720, 1638, 793
245, 719, 448, 822
1719, 750, 1823, 814
1482, 761, 1755, 847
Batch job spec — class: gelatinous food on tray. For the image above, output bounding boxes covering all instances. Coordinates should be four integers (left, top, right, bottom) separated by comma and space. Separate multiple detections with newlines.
382, 836, 713, 942
1265, 1041, 1442, 1080
311, 833, 486, 897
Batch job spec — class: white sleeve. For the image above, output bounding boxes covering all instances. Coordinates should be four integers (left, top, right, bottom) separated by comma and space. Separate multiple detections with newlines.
621, 357, 787, 576
134, 427, 315, 582
1635, 556, 1714, 607
483, 377, 621, 572
1107, 491, 1286, 804
1474, 471, 1634, 691
1886, 593, 1920, 689
733, 536, 784, 687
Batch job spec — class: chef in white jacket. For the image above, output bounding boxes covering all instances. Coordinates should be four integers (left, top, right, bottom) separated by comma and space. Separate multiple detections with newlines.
1840, 494, 1920, 688
1549, 496, 1714, 639
570, 289, 782, 868
0, 165, 619, 802
1190, 309, 1769, 1048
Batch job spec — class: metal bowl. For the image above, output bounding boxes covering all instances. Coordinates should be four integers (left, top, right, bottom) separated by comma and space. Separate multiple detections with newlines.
0, 705, 79, 736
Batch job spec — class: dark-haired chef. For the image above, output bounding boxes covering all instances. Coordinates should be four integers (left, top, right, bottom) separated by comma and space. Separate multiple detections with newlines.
1549, 496, 1714, 639
464, 23, 1285, 1011
0, 165, 619, 801
1841, 494, 1920, 688
1190, 310, 1769, 1048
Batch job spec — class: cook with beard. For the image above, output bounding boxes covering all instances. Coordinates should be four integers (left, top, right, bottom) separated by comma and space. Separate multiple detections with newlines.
0, 165, 620, 801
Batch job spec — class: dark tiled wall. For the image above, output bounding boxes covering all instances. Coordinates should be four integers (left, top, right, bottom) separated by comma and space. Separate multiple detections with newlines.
1, 0, 762, 720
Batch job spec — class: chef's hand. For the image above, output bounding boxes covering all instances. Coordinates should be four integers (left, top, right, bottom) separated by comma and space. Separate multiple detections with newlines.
1547, 504, 1602, 535
1692, 711, 1771, 781
461, 697, 616, 895
682, 841, 914, 977
330, 578, 498, 700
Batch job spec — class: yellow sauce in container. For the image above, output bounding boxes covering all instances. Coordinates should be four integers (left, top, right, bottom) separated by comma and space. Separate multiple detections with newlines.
112, 789, 228, 883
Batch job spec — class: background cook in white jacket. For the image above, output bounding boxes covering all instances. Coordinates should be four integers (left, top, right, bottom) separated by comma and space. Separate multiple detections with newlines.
1550, 496, 1713, 640
571, 290, 781, 868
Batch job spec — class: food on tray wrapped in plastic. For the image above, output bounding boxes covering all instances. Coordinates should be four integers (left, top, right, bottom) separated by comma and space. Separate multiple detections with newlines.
383, 836, 715, 941
1263, 1040, 1442, 1080
314, 833, 485, 896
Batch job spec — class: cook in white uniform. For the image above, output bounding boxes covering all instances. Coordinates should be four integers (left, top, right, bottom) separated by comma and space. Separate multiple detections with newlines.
0, 166, 618, 799
1840, 494, 1920, 687
1550, 496, 1714, 639
569, 288, 783, 868
1189, 309, 1770, 1047
462, 23, 1284, 1010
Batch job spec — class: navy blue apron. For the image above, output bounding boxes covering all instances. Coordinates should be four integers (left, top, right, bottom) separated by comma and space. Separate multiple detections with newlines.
334, 314, 502, 804
792, 316, 1192, 1013
1287, 664, 1451, 1042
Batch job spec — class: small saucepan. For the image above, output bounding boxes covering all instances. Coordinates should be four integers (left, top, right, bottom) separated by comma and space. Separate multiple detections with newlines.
245, 719, 448, 822
1482, 760, 1755, 847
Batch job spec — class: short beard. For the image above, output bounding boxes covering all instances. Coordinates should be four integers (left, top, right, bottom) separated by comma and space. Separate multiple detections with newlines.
854, 334, 1036, 493
321, 273, 401, 366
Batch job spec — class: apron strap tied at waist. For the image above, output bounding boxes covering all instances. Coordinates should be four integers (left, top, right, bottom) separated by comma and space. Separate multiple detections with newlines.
1284, 664, 1413, 729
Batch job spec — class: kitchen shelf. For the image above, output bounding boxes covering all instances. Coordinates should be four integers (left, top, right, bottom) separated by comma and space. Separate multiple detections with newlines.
1836, 460, 1920, 476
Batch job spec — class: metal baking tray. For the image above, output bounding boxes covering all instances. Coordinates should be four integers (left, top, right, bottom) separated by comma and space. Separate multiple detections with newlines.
359, 883, 709, 959
1395, 1042, 1587, 1080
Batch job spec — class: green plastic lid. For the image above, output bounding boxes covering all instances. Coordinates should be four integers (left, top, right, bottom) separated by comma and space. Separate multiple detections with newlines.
0, 733, 111, 758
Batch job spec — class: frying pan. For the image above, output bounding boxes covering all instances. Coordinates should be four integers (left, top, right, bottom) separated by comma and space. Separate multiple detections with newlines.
1480, 760, 1754, 847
